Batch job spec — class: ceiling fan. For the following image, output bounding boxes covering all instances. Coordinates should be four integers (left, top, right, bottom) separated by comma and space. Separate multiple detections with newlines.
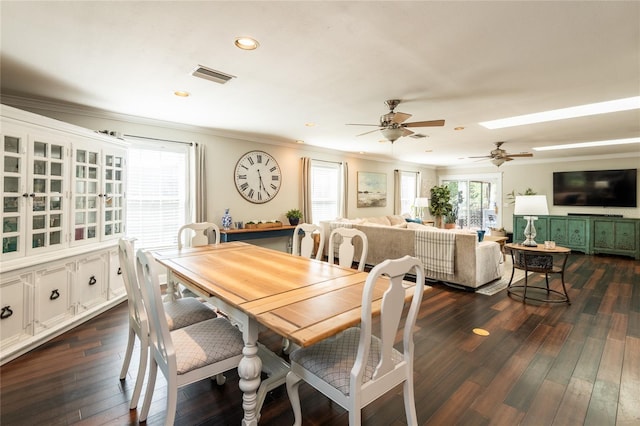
468, 141, 533, 166
347, 99, 445, 143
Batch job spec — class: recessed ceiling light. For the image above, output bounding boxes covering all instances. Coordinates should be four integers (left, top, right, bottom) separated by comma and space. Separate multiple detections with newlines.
304, 122, 316, 127
296, 140, 304, 144
454, 126, 465, 131
235, 37, 259, 50
533, 137, 640, 151
479, 96, 640, 129
174, 90, 190, 97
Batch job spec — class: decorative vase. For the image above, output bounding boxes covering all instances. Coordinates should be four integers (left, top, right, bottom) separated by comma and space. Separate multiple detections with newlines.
221, 208, 232, 230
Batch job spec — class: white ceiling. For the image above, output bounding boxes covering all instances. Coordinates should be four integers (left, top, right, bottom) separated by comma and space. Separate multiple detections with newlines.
1, 1, 639, 167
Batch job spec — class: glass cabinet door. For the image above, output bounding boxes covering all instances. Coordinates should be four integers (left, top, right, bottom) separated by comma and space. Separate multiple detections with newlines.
2, 129, 27, 257
73, 147, 100, 244
26, 136, 68, 255
102, 150, 126, 240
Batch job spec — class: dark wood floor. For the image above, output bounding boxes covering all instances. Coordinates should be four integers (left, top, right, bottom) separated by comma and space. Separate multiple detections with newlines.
1, 253, 638, 425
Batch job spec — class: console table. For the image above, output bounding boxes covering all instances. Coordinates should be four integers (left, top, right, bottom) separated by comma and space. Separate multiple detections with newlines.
220, 225, 297, 242
504, 243, 571, 305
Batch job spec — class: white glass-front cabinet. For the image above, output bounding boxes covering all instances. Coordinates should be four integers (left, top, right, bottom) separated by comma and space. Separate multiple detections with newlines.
2, 123, 70, 259
1, 104, 128, 365
71, 143, 126, 246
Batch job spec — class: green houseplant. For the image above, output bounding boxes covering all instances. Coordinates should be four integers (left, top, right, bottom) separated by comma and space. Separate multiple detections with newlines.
285, 209, 303, 226
429, 185, 453, 228
444, 204, 458, 229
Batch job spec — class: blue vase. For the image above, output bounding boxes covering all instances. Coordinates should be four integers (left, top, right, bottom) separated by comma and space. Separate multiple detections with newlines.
222, 209, 232, 230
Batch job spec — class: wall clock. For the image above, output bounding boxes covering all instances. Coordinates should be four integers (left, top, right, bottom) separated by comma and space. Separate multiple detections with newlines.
234, 150, 282, 203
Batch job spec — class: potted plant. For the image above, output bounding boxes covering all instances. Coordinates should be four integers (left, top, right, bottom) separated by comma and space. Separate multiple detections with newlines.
285, 209, 303, 226
444, 205, 458, 229
429, 185, 453, 228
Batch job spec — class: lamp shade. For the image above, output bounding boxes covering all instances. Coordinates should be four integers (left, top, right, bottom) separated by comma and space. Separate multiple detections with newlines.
514, 195, 549, 216
414, 197, 430, 207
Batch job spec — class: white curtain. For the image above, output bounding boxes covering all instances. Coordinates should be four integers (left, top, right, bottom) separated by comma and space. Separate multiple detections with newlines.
340, 161, 348, 218
393, 169, 401, 214
195, 143, 207, 222
300, 157, 312, 224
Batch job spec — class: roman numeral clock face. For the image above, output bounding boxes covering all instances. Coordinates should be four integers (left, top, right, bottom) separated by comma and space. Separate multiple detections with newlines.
234, 150, 282, 204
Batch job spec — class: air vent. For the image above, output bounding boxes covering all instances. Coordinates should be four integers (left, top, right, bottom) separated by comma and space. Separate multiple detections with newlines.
409, 133, 428, 139
192, 65, 236, 84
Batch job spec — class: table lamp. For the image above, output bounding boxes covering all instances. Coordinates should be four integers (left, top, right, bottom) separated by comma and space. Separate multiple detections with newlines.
514, 195, 549, 246
414, 197, 430, 220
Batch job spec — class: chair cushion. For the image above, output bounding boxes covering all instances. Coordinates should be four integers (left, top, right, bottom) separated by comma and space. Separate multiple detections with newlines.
289, 327, 403, 396
163, 298, 217, 330
171, 317, 244, 374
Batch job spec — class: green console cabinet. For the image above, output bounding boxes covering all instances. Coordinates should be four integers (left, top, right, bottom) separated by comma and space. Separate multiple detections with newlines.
591, 217, 640, 260
514, 215, 639, 259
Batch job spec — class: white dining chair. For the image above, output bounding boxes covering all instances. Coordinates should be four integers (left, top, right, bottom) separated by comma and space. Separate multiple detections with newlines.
170, 222, 221, 299
135, 249, 244, 425
292, 223, 324, 260
117, 238, 218, 410
286, 255, 425, 426
328, 227, 369, 271
177, 222, 220, 249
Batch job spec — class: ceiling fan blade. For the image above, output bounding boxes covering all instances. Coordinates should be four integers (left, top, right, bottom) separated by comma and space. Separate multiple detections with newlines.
356, 128, 383, 137
346, 123, 381, 127
390, 112, 412, 124
468, 155, 491, 159
505, 157, 515, 161
401, 128, 414, 137
402, 119, 445, 128
505, 153, 533, 158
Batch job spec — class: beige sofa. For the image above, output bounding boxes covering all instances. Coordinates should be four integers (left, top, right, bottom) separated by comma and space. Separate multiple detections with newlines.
321, 215, 504, 290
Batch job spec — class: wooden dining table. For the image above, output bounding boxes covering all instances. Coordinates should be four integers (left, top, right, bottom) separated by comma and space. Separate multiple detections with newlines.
151, 241, 416, 425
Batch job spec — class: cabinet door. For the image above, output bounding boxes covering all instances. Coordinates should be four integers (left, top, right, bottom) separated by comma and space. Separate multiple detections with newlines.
0, 272, 33, 348
567, 218, 588, 249
549, 218, 568, 245
614, 221, 637, 251
101, 149, 126, 241
592, 220, 615, 249
1, 124, 28, 259
25, 130, 69, 256
71, 145, 101, 245
107, 248, 125, 298
34, 262, 74, 332
76, 253, 108, 311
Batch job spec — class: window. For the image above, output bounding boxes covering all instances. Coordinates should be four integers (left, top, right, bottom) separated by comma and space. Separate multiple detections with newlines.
311, 160, 342, 223
126, 139, 192, 249
399, 171, 419, 216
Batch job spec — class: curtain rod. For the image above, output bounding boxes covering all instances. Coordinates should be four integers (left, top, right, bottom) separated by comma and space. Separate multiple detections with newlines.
123, 134, 193, 146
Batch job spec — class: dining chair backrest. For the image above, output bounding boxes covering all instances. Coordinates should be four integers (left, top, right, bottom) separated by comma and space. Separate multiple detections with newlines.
177, 222, 220, 249
118, 238, 147, 336
136, 249, 177, 377
292, 223, 324, 260
328, 227, 368, 271
286, 255, 425, 425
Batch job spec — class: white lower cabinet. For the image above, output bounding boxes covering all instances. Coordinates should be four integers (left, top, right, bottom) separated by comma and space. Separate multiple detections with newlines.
0, 245, 126, 364
0, 272, 33, 349
107, 247, 125, 299
76, 253, 107, 312
33, 261, 74, 333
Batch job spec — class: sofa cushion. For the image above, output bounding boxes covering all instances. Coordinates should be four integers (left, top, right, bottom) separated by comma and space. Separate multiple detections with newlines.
405, 217, 423, 223
363, 216, 392, 226
386, 215, 407, 226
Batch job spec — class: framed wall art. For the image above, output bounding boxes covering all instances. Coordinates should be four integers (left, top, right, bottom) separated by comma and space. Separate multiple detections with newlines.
357, 171, 387, 207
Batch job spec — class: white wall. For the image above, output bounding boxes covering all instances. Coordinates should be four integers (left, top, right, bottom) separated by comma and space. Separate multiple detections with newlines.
439, 156, 640, 231
13, 103, 435, 228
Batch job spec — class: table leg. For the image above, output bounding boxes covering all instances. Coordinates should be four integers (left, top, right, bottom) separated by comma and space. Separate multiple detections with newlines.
238, 316, 262, 426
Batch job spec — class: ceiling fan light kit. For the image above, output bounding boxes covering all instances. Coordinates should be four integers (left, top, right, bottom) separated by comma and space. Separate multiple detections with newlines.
469, 141, 533, 167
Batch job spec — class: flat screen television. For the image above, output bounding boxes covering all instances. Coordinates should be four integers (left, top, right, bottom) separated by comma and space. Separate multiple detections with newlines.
553, 169, 637, 207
